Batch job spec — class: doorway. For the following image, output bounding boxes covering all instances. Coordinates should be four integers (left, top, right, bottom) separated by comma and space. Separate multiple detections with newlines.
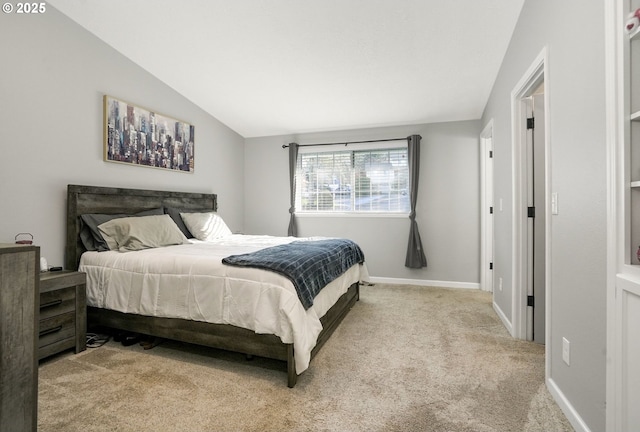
511, 48, 549, 346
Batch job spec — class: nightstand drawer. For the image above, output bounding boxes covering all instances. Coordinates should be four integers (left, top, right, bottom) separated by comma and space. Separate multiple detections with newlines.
39, 286, 75, 320
38, 270, 86, 360
39, 312, 75, 348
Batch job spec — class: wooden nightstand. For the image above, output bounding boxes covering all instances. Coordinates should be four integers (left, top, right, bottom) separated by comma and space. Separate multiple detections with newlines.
0, 244, 39, 431
38, 270, 87, 360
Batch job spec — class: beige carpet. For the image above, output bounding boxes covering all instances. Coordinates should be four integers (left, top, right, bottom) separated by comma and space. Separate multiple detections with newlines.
38, 284, 573, 432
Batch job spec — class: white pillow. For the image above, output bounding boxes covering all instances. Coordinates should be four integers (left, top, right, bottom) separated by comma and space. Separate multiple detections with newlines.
98, 214, 188, 252
180, 212, 232, 241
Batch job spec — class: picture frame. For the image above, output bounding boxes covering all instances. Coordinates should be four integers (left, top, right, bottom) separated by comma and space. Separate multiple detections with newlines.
103, 95, 194, 173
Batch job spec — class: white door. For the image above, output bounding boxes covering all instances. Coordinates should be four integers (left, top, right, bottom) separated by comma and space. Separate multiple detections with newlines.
524, 87, 546, 344
481, 122, 494, 292
521, 83, 546, 344
532, 91, 546, 344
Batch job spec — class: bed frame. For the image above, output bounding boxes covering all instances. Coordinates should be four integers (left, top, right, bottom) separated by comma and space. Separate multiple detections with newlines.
65, 184, 359, 387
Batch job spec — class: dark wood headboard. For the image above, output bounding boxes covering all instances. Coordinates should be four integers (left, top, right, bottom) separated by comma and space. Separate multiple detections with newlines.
66, 184, 217, 270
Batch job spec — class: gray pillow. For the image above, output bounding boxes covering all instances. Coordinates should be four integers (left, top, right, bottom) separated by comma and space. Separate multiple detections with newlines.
163, 207, 194, 238
98, 214, 188, 252
79, 207, 164, 252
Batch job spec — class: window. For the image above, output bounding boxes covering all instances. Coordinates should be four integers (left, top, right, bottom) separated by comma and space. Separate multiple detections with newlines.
295, 146, 410, 213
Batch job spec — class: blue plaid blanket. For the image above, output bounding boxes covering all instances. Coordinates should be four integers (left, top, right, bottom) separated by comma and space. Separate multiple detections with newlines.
222, 239, 364, 310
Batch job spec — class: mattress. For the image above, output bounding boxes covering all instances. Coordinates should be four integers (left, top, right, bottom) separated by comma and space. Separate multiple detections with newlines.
79, 234, 369, 374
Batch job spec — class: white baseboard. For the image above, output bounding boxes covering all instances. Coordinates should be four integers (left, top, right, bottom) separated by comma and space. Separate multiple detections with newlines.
547, 377, 591, 432
367, 276, 480, 290
493, 300, 513, 336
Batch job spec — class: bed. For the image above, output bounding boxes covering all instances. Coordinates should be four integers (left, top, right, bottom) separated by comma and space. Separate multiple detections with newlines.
65, 184, 367, 387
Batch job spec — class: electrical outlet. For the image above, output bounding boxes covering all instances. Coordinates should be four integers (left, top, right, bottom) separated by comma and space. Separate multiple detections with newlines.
562, 337, 571, 366
551, 192, 559, 215
499, 277, 503, 291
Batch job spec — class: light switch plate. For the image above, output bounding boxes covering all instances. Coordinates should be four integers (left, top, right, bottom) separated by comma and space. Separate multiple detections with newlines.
551, 192, 558, 215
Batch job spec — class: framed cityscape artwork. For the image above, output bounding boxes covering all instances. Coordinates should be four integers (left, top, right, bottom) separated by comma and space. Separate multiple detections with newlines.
103, 95, 195, 173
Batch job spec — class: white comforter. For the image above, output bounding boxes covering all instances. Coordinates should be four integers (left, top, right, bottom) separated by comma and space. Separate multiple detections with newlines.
79, 234, 369, 374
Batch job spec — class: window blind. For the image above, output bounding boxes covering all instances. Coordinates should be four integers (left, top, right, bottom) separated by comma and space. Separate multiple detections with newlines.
295, 147, 410, 213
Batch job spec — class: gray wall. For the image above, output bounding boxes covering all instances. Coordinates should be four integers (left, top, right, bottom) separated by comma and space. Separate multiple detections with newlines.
245, 121, 481, 284
0, 9, 245, 267
482, 0, 606, 430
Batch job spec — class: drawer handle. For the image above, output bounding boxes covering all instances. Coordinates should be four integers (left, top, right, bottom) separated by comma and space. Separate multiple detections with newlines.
39, 326, 62, 337
40, 299, 62, 309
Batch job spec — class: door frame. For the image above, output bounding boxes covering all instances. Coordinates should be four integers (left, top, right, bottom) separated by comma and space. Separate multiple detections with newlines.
510, 47, 551, 364
480, 120, 494, 292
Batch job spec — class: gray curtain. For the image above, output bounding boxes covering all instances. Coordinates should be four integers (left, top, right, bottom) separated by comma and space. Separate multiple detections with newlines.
405, 135, 427, 268
287, 143, 299, 236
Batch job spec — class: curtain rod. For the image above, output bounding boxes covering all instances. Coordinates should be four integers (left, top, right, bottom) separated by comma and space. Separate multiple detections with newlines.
281, 137, 413, 149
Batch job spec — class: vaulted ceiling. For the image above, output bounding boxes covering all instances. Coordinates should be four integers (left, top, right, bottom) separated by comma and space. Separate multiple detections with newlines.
48, 0, 524, 137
